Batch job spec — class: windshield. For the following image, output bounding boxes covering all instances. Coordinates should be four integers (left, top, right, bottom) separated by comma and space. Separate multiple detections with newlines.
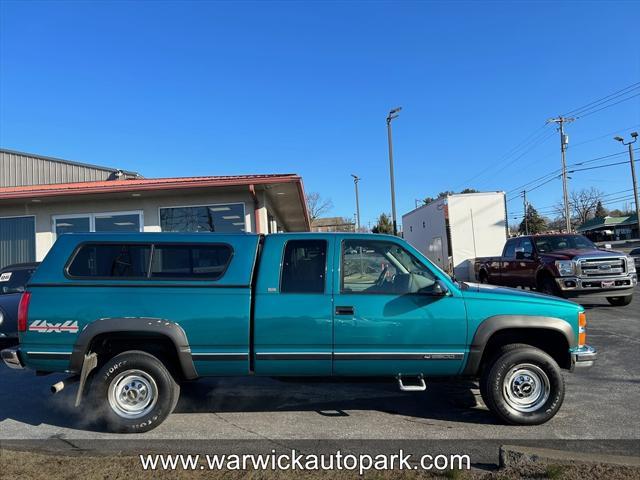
534, 235, 596, 253
0, 268, 36, 294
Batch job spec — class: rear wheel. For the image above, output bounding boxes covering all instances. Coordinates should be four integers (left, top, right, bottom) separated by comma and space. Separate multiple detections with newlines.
606, 295, 632, 307
90, 350, 180, 433
480, 345, 564, 425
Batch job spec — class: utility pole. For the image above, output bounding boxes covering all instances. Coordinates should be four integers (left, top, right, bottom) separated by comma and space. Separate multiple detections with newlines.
522, 190, 528, 235
547, 116, 574, 232
614, 132, 639, 238
386, 107, 402, 236
351, 174, 361, 231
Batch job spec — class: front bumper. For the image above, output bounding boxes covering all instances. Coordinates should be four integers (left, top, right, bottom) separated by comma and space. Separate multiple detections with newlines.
570, 345, 597, 370
556, 274, 636, 298
1, 347, 24, 369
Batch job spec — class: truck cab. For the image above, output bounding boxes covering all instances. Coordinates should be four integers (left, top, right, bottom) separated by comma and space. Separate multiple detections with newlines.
2, 232, 596, 432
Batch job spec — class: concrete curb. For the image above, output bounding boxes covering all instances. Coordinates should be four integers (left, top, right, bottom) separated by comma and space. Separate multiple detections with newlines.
500, 444, 640, 468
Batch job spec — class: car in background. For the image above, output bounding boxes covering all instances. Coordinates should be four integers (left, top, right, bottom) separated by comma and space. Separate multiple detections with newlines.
474, 234, 636, 306
0, 262, 40, 346
629, 248, 640, 270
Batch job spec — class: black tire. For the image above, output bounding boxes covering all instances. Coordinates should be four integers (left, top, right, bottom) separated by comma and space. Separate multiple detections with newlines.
89, 350, 180, 433
606, 296, 632, 307
538, 275, 562, 297
481, 345, 565, 425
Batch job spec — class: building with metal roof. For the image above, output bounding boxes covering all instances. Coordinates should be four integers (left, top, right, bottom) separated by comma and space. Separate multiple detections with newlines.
0, 149, 310, 268
577, 214, 638, 241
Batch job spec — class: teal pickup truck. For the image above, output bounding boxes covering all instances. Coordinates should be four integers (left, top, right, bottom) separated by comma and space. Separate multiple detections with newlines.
1, 232, 596, 432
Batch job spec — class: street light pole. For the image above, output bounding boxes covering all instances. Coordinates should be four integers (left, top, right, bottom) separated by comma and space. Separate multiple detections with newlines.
351, 174, 361, 231
386, 107, 402, 236
614, 132, 639, 238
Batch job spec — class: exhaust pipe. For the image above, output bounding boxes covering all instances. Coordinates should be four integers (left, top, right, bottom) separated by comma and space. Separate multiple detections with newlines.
51, 376, 79, 395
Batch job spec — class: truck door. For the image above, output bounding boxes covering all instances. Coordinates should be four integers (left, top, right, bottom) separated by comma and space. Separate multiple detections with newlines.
513, 237, 537, 288
332, 237, 467, 377
253, 236, 334, 375
499, 238, 519, 286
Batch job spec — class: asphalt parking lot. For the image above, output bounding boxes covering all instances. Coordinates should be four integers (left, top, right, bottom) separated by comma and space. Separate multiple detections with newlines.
1, 290, 638, 451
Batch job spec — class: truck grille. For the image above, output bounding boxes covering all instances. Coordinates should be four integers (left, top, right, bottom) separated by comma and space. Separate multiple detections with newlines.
578, 257, 626, 278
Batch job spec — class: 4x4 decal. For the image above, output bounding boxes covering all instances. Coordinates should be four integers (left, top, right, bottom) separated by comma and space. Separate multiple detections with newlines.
29, 320, 79, 333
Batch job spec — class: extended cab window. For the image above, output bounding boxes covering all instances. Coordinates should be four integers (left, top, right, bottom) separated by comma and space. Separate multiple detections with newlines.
150, 244, 232, 280
503, 239, 518, 259
342, 240, 436, 294
68, 244, 151, 278
280, 240, 326, 293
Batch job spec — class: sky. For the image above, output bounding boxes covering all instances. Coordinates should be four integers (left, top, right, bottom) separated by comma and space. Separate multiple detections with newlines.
1, 0, 639, 230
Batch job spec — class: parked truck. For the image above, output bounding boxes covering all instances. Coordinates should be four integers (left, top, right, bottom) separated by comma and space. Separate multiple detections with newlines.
2, 232, 596, 432
474, 234, 637, 306
402, 192, 507, 282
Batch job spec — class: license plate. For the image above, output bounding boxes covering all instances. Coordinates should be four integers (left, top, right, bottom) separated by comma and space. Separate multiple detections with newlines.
601, 280, 615, 288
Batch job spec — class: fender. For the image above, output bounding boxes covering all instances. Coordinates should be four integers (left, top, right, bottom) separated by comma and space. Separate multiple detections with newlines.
462, 315, 576, 376
68, 317, 198, 379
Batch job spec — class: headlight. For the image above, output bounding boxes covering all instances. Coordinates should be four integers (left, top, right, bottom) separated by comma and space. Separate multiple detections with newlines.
555, 260, 575, 276
627, 256, 637, 274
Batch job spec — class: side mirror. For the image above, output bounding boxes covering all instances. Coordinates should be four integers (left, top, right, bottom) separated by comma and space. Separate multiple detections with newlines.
603, 243, 612, 250
431, 280, 450, 296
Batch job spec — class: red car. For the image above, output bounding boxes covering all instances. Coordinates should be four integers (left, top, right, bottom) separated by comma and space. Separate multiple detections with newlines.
474, 234, 636, 306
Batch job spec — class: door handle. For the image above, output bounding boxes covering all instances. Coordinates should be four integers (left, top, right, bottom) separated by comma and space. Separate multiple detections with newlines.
335, 306, 354, 315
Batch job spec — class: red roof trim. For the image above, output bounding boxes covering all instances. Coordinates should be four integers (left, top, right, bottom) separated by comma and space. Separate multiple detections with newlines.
0, 174, 301, 199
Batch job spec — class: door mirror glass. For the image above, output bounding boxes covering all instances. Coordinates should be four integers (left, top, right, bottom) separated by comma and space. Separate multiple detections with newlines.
430, 280, 449, 296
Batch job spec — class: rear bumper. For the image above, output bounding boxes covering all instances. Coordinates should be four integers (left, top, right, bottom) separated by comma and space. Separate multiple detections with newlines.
555, 274, 636, 298
1, 347, 24, 369
570, 345, 597, 370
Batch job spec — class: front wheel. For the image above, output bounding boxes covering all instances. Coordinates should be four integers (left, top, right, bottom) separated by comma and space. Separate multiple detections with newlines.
90, 350, 180, 433
538, 276, 563, 298
606, 295, 632, 307
480, 345, 564, 425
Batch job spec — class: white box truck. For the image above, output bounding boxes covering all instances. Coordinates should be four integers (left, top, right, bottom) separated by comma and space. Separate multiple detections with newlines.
402, 191, 507, 281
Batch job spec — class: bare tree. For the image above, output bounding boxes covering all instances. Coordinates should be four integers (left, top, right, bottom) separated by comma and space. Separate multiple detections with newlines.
552, 187, 604, 229
569, 187, 604, 226
305, 192, 333, 222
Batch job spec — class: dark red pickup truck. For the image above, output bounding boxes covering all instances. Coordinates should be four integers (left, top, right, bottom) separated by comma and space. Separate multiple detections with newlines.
474, 234, 637, 306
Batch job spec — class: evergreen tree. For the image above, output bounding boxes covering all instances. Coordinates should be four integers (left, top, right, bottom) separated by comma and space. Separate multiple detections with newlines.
371, 213, 394, 234
594, 200, 607, 219
519, 204, 547, 234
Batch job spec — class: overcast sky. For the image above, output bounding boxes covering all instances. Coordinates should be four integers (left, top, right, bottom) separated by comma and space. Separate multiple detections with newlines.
1, 1, 638, 228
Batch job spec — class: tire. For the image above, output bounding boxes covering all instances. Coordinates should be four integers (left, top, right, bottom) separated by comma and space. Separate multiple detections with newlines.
89, 350, 180, 433
480, 345, 565, 425
538, 275, 562, 297
606, 296, 632, 307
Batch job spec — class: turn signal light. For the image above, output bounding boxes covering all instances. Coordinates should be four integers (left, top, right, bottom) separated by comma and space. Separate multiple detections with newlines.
578, 311, 587, 346
17, 292, 31, 333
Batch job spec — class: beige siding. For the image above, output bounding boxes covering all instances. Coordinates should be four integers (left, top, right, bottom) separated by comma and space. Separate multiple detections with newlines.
0, 150, 132, 187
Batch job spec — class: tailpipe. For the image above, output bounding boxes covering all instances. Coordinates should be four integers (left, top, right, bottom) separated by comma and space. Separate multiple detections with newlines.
51, 376, 79, 395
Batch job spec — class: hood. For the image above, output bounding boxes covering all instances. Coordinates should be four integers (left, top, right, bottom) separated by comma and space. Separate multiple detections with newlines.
540, 248, 625, 261
462, 282, 579, 308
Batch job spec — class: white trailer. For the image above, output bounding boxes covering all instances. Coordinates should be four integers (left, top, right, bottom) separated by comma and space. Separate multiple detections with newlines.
402, 191, 507, 281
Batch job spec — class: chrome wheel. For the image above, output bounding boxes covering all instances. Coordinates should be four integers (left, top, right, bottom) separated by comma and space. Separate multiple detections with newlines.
107, 369, 158, 419
502, 363, 550, 413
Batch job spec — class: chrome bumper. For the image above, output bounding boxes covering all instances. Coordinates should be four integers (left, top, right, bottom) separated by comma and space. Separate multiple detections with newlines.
556, 274, 636, 296
1, 347, 24, 369
570, 345, 597, 370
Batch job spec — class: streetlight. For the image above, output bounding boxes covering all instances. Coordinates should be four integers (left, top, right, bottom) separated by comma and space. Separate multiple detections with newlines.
386, 106, 402, 235
614, 132, 639, 238
351, 174, 361, 231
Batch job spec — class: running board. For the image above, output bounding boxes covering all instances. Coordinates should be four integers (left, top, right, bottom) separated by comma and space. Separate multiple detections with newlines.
397, 374, 426, 392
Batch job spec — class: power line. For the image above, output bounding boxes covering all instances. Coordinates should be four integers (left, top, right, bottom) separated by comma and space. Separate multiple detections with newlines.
576, 92, 640, 120
561, 81, 640, 117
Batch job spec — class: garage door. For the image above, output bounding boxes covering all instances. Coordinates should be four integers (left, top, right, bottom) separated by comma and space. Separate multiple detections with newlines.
0, 216, 36, 269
